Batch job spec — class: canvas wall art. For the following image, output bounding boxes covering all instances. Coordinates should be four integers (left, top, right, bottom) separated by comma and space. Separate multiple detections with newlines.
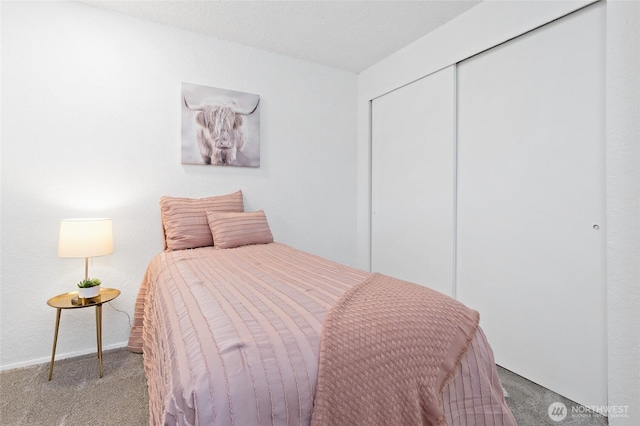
182, 82, 260, 167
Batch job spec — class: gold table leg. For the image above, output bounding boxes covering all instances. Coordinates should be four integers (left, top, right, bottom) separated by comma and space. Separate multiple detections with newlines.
48, 308, 62, 381
96, 304, 103, 378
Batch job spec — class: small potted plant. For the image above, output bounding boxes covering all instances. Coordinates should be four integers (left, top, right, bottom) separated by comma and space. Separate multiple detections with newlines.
77, 278, 101, 299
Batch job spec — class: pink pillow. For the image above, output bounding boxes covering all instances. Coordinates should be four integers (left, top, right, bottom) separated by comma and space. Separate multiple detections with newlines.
160, 191, 244, 251
207, 210, 274, 249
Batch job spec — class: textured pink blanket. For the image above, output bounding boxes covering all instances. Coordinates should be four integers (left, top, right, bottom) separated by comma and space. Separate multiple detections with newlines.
311, 273, 480, 426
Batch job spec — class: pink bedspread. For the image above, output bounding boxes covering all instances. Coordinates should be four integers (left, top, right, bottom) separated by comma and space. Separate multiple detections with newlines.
128, 243, 515, 425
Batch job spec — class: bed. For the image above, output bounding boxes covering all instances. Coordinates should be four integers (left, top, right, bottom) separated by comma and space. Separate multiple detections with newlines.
128, 191, 515, 425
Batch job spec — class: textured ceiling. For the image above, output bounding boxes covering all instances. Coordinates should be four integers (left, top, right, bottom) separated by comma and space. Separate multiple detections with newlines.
80, 1, 481, 73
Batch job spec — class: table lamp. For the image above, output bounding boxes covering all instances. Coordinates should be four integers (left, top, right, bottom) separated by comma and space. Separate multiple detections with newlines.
58, 218, 113, 298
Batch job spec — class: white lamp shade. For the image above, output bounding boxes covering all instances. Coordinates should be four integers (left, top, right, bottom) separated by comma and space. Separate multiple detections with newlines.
58, 218, 114, 258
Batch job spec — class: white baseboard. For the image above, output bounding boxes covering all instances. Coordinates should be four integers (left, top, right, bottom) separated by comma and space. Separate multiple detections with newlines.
0, 341, 130, 372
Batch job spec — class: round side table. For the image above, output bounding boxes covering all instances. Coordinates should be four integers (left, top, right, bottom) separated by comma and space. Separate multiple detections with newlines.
46, 287, 120, 381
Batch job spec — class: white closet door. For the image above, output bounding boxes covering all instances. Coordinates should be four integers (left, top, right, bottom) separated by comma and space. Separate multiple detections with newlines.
457, 4, 606, 408
371, 66, 455, 296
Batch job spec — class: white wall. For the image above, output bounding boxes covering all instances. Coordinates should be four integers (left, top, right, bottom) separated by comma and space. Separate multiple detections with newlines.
357, 0, 639, 423
0, 1, 357, 369
605, 0, 640, 420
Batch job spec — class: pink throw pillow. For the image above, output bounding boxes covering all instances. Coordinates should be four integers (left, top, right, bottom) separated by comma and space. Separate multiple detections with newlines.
207, 210, 274, 249
160, 191, 244, 251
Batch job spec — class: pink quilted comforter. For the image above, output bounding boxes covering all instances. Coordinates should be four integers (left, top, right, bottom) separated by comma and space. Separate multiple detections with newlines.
128, 243, 515, 425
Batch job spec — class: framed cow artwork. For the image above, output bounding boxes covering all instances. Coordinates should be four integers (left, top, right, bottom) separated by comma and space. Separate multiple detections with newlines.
181, 82, 260, 167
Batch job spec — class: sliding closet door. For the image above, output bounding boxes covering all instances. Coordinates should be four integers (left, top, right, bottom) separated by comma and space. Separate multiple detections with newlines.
371, 66, 455, 296
457, 4, 605, 408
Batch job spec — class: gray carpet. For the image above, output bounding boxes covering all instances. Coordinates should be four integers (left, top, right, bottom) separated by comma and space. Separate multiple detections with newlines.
0, 349, 148, 426
498, 366, 607, 426
0, 348, 607, 425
